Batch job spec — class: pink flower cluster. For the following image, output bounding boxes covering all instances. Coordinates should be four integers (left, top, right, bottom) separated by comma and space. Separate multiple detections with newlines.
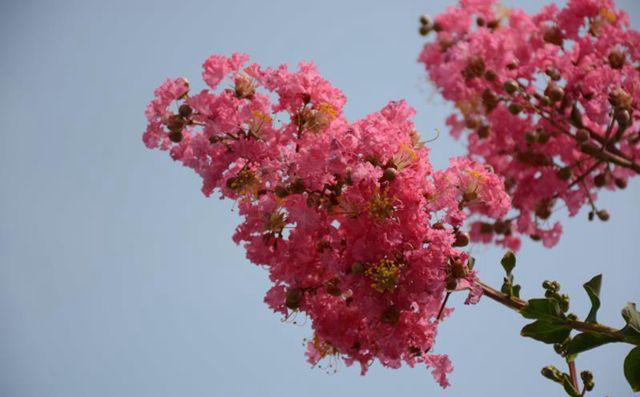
143, 53, 510, 386
419, 0, 640, 249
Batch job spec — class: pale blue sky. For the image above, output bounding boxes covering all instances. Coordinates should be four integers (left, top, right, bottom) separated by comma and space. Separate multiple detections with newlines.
1, 1, 639, 396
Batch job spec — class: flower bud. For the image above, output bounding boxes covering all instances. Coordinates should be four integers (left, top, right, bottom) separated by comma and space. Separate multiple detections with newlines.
484, 70, 497, 81
274, 185, 289, 198
525, 130, 539, 143
541, 366, 563, 383
482, 89, 499, 113
596, 209, 609, 221
545, 68, 561, 81
557, 167, 572, 180
553, 343, 564, 355
381, 167, 397, 182
580, 141, 600, 156
419, 25, 431, 36
535, 202, 553, 220
165, 114, 185, 132
463, 57, 486, 80
615, 178, 627, 189
593, 173, 607, 187
285, 288, 302, 310
608, 49, 625, 69
476, 17, 485, 27
508, 103, 522, 115
575, 129, 590, 142
419, 14, 433, 28
168, 131, 183, 143
615, 108, 631, 127
609, 88, 632, 110
477, 125, 491, 139
452, 231, 470, 247
570, 105, 583, 128
178, 104, 193, 117
537, 130, 550, 144
543, 27, 563, 46
581, 371, 595, 391
504, 80, 518, 95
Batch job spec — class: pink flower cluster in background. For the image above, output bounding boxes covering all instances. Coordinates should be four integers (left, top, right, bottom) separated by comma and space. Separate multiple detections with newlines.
143, 53, 510, 386
419, 0, 640, 249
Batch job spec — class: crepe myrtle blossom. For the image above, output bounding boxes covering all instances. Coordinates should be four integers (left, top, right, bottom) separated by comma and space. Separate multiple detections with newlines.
418, 0, 640, 249
142, 53, 510, 387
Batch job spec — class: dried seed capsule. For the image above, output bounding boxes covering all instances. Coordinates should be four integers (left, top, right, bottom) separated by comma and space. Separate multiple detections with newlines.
546, 84, 564, 102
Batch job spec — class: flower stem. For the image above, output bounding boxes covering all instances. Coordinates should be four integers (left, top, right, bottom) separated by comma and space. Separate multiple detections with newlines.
568, 359, 579, 391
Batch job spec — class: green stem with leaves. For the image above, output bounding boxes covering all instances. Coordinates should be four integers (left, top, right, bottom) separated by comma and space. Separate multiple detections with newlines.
465, 252, 640, 395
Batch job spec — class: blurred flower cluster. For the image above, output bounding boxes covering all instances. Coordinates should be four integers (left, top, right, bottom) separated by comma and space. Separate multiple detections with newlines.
419, 0, 640, 249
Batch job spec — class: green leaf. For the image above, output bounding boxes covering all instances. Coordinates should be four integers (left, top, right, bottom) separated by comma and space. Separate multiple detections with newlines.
521, 320, 571, 344
521, 298, 563, 321
624, 347, 640, 392
501, 251, 516, 274
561, 374, 581, 397
583, 274, 602, 323
622, 302, 640, 334
565, 332, 618, 355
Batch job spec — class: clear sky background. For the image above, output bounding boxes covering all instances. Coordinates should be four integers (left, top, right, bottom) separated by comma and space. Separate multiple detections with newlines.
1, 1, 639, 396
